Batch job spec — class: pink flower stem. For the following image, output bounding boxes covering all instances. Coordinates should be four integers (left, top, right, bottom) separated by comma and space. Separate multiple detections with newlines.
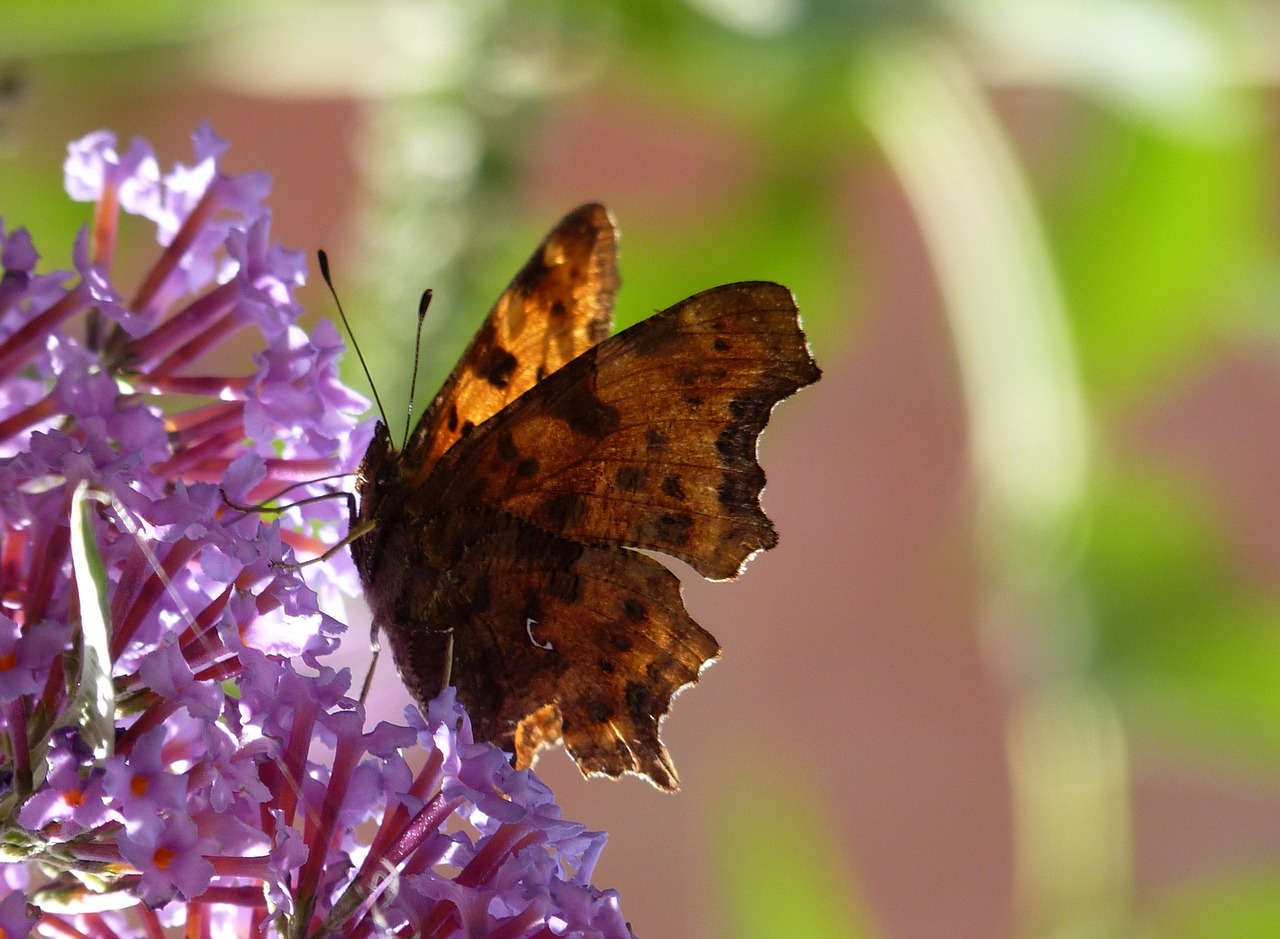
0, 393, 58, 448
91, 183, 120, 273
177, 585, 234, 669
150, 427, 244, 482
109, 537, 200, 660
196, 884, 270, 908
0, 281, 92, 382
136, 903, 165, 939
130, 186, 223, 317
294, 728, 362, 918
6, 699, 30, 793
168, 402, 246, 453
127, 281, 237, 366
116, 696, 177, 754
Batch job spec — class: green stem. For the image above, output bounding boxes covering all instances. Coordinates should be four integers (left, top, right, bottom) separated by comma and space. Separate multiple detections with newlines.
855, 35, 1132, 939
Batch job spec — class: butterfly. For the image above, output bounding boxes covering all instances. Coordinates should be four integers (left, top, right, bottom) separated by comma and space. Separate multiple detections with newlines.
350, 204, 820, 790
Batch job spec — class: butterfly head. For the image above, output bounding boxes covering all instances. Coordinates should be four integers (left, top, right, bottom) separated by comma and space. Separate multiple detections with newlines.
350, 420, 402, 574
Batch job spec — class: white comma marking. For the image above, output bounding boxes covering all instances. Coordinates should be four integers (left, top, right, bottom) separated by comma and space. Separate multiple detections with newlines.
526, 617, 554, 651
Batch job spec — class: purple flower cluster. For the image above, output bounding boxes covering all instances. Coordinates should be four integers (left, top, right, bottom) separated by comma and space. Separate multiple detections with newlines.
0, 126, 632, 939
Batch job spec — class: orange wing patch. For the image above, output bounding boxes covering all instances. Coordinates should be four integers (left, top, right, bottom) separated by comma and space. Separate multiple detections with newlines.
403, 204, 618, 477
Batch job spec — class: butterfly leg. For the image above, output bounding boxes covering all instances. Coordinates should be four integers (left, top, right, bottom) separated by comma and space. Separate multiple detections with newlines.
440, 628, 454, 689
358, 629, 381, 706
273, 518, 377, 571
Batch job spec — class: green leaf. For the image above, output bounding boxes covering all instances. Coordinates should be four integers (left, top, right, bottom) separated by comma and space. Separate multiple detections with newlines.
1086, 469, 1280, 763
1053, 112, 1269, 399
68, 480, 115, 761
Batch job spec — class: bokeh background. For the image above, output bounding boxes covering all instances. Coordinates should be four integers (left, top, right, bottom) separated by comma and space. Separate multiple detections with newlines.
5, 2, 1280, 937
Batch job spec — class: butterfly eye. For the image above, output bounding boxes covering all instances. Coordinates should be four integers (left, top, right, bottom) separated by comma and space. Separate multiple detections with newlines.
377, 465, 399, 489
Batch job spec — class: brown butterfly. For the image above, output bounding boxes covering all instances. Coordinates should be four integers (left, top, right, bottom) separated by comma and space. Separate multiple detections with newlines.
351, 204, 819, 790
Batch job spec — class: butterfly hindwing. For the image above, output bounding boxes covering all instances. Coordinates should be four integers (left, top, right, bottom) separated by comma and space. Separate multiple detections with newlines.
381, 508, 719, 791
424, 282, 821, 580
402, 204, 618, 478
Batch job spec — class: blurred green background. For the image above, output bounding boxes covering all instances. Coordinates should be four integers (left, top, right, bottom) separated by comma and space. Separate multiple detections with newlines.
5, 1, 1280, 937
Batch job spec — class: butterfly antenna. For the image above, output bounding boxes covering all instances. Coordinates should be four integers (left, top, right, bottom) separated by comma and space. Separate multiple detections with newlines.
317, 249, 392, 431
402, 289, 432, 449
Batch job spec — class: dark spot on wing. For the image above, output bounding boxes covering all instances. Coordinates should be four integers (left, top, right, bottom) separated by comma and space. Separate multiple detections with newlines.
521, 593, 544, 624
587, 700, 613, 723
716, 423, 755, 462
634, 511, 693, 548
515, 457, 540, 479
497, 432, 520, 463
623, 598, 645, 621
652, 512, 693, 546
435, 524, 468, 567
674, 365, 700, 386
645, 427, 668, 451
608, 631, 632, 653
684, 394, 703, 410
598, 659, 615, 674
717, 466, 765, 511
728, 385, 778, 422
614, 466, 646, 493
460, 420, 475, 438
713, 337, 730, 352
447, 404, 459, 432
514, 251, 550, 288
513, 526, 583, 569
478, 345, 519, 389
588, 316, 611, 343
545, 383, 620, 438
544, 492, 588, 531
550, 299, 567, 318
661, 475, 686, 501
625, 681, 653, 721
548, 571, 579, 603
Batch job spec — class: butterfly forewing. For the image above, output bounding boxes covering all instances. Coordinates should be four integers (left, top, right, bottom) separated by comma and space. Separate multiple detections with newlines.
402, 204, 618, 478
423, 282, 821, 580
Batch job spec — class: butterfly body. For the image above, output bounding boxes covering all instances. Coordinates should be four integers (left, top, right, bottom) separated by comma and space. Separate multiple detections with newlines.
353, 205, 819, 790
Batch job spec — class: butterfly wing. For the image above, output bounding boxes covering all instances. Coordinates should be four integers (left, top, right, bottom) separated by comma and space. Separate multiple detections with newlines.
402, 204, 618, 477
423, 281, 821, 580
357, 216, 819, 790
385, 507, 719, 791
